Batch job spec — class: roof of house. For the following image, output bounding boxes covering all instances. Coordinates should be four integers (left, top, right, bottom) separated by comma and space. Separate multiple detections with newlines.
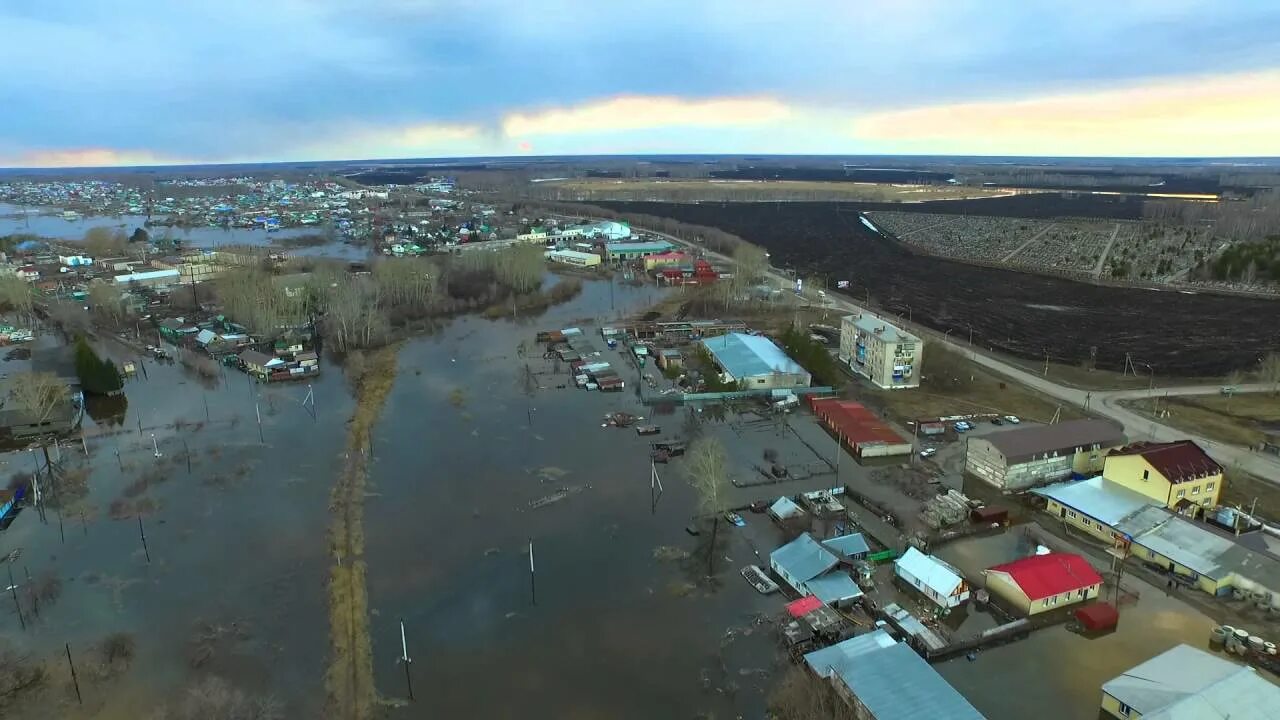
806, 573, 864, 605
980, 419, 1126, 464
1031, 477, 1157, 526
832, 642, 987, 720
1107, 440, 1223, 484
803, 628, 897, 676
986, 553, 1103, 601
769, 496, 805, 520
822, 532, 871, 559
1113, 505, 1176, 538
238, 349, 276, 367
786, 595, 824, 618
895, 547, 965, 596
1103, 644, 1280, 718
195, 329, 218, 345
770, 534, 839, 585
702, 332, 808, 381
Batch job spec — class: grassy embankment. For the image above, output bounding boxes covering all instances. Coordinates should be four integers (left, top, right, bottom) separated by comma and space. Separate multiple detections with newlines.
1118, 393, 1279, 448
325, 345, 398, 719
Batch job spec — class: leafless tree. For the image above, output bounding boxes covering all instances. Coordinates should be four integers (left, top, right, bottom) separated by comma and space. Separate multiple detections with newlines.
83, 226, 128, 258
0, 274, 34, 318
8, 371, 71, 487
320, 274, 387, 352
0, 642, 47, 712
685, 436, 731, 576
146, 676, 283, 720
88, 279, 129, 325
1259, 352, 1280, 395
47, 298, 92, 336
767, 665, 858, 720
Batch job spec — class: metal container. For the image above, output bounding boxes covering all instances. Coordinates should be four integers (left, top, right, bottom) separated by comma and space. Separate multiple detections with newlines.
1210, 626, 1228, 647
1249, 636, 1266, 653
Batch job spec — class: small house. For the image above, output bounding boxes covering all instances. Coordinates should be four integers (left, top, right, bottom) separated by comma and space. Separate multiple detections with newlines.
983, 553, 1103, 616
238, 349, 284, 377
768, 496, 806, 524
894, 547, 969, 609
770, 534, 839, 596
655, 348, 683, 371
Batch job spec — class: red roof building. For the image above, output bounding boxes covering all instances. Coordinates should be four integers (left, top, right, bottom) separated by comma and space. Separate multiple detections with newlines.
786, 595, 824, 618
1107, 440, 1222, 484
808, 397, 912, 458
984, 553, 1103, 616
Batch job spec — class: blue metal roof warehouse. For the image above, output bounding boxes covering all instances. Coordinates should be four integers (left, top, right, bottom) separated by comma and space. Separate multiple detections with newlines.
699, 333, 811, 388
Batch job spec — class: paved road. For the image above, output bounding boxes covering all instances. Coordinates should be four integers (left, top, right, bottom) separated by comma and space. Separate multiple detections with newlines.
619, 219, 1280, 481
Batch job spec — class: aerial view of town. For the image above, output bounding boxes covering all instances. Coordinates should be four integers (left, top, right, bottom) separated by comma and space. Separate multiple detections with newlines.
2, 2, 1279, 719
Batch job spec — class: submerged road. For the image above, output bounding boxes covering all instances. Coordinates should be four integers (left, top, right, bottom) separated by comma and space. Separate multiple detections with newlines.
610, 218, 1280, 482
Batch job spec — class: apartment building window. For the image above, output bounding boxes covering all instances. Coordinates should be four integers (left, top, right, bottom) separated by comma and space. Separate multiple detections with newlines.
1068, 511, 1077, 520
1206, 482, 1216, 492
1177, 489, 1187, 498
1142, 470, 1149, 480
1192, 486, 1200, 495
1117, 702, 1133, 717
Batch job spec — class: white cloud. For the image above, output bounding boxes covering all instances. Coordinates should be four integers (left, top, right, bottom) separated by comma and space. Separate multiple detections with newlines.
501, 96, 794, 137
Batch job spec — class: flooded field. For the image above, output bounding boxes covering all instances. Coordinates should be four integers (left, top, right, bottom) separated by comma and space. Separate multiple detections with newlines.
0, 202, 360, 256
0, 277, 797, 718
0, 330, 354, 717
363, 278, 794, 719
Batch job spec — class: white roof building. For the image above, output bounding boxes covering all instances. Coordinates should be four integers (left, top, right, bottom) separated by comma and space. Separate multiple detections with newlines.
1102, 644, 1280, 720
895, 547, 970, 609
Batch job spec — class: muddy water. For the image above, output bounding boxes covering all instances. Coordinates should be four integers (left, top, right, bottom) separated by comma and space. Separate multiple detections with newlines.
364, 278, 783, 719
1, 342, 353, 717
934, 532, 1217, 720
0, 201, 356, 254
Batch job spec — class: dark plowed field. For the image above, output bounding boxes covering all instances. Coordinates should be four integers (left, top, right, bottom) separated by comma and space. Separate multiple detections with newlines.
599, 201, 1280, 375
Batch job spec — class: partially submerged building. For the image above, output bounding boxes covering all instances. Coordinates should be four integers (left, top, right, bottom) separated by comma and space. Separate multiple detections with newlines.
965, 419, 1126, 490
895, 547, 970, 609
839, 313, 922, 390
804, 630, 986, 720
699, 333, 810, 389
983, 553, 1103, 616
770, 533, 864, 607
1101, 644, 1280, 719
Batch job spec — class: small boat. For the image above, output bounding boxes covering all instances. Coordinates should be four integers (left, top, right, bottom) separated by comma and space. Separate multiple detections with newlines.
724, 512, 745, 527
635, 425, 660, 436
740, 565, 779, 594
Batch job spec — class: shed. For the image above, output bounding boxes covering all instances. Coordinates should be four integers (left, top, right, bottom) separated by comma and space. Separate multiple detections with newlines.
786, 595, 823, 618
822, 533, 871, 562
826, 642, 986, 720
806, 573, 864, 607
1074, 602, 1118, 632
768, 496, 806, 523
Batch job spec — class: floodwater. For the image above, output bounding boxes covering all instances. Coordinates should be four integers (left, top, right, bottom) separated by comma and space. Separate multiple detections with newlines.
364, 277, 786, 719
1, 276, 791, 718
1, 331, 354, 718
0, 202, 358, 255
933, 532, 1218, 720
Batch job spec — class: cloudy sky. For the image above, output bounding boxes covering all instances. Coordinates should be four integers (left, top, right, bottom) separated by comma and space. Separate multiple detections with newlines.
1, 0, 1278, 166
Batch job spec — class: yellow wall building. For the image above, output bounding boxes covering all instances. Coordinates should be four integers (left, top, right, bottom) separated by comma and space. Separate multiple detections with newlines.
983, 553, 1103, 616
1103, 441, 1223, 515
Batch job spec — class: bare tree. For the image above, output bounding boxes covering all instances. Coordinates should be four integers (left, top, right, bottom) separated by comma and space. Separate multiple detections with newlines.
0, 274, 34, 318
1259, 352, 1280, 396
46, 298, 92, 336
767, 666, 858, 720
0, 642, 48, 712
83, 226, 128, 258
88, 279, 129, 325
685, 436, 731, 576
146, 676, 283, 720
7, 372, 71, 501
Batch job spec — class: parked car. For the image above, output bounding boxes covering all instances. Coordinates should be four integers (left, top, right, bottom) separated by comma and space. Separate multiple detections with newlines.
991, 417, 1004, 425
724, 511, 746, 528
920, 448, 937, 458
954, 421, 971, 432
1004, 415, 1021, 424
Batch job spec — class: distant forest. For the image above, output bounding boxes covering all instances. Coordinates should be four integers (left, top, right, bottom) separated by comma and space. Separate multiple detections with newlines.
1208, 236, 1280, 283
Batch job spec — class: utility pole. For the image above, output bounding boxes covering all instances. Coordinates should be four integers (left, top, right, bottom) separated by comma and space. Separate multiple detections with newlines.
6, 562, 24, 630
1043, 348, 1050, 377
398, 618, 414, 701
138, 516, 151, 564
65, 643, 82, 704
528, 538, 536, 606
